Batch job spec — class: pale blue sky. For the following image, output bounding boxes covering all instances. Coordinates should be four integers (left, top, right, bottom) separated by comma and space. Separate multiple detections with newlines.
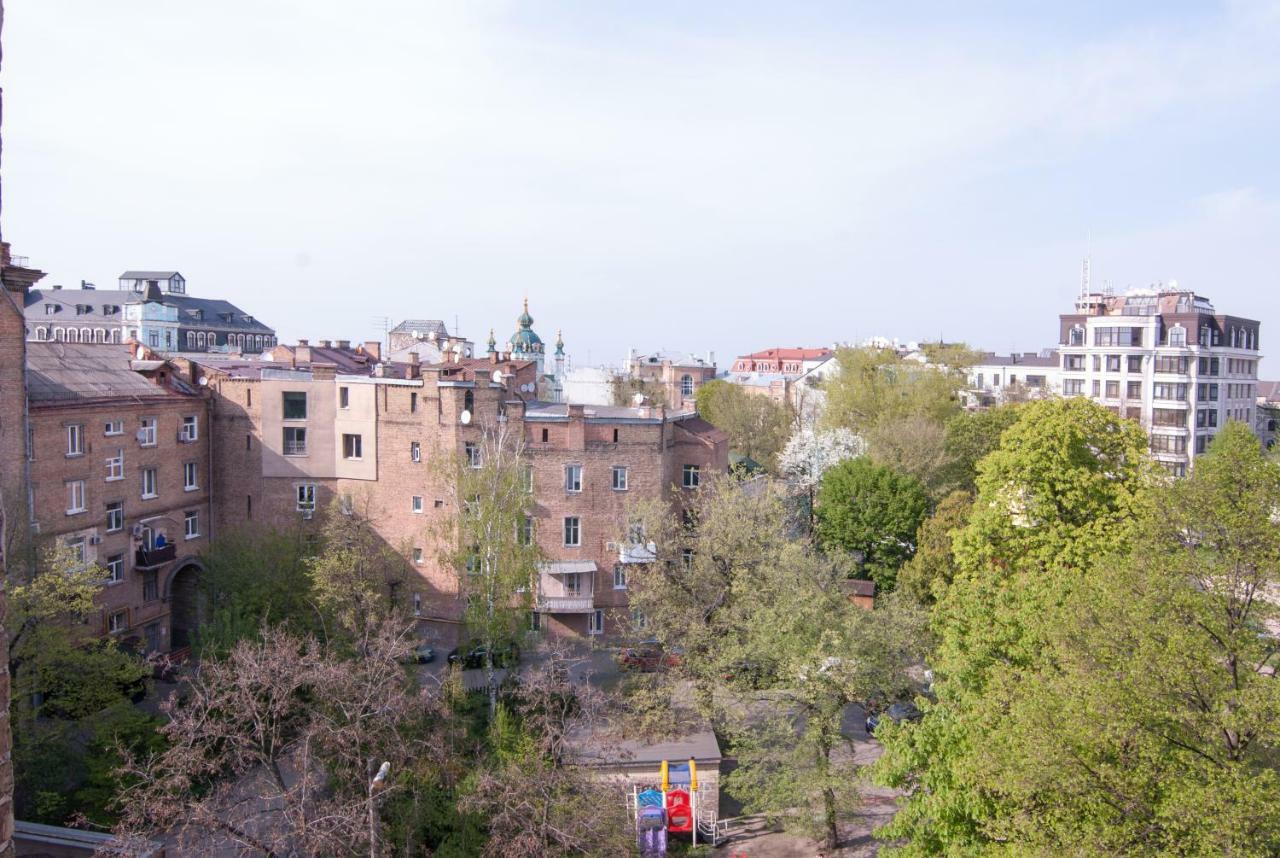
4, 1, 1280, 370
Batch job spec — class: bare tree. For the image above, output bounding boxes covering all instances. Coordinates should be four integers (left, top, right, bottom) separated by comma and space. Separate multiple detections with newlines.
112, 621, 440, 857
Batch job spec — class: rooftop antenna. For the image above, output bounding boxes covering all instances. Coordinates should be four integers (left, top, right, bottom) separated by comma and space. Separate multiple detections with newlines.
371, 315, 391, 355
454, 314, 459, 337
1080, 256, 1091, 299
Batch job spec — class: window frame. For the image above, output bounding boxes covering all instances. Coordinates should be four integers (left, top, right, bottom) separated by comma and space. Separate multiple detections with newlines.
681, 464, 701, 489
184, 510, 200, 540
282, 391, 308, 420
565, 464, 583, 493
283, 426, 308, 456
183, 461, 199, 491
67, 479, 87, 514
611, 465, 629, 491
342, 433, 363, 460
105, 553, 125, 584
106, 500, 124, 533
66, 424, 85, 457
141, 467, 158, 499
563, 516, 581, 547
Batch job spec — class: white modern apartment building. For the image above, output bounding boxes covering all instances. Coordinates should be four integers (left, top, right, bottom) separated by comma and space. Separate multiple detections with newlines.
1058, 287, 1261, 475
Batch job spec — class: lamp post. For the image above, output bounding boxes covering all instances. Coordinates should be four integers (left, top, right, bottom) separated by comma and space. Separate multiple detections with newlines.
368, 760, 390, 858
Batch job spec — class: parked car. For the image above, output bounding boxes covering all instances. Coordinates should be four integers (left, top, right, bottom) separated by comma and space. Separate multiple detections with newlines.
865, 701, 922, 735
447, 641, 519, 670
399, 643, 435, 665
618, 640, 682, 672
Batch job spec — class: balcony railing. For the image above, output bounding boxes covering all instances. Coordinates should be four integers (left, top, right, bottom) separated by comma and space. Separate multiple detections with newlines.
283, 441, 308, 456
135, 544, 176, 569
535, 595, 595, 613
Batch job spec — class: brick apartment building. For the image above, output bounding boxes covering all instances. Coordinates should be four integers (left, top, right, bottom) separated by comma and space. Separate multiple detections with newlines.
626, 350, 717, 409
1058, 287, 1261, 475
24, 341, 212, 653
195, 345, 727, 642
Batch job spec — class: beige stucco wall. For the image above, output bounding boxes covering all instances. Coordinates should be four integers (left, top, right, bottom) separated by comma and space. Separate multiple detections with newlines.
261, 376, 337, 479
334, 380, 379, 481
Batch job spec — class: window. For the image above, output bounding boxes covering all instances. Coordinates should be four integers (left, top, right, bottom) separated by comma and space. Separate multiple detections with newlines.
1196, 434, 1210, 454
106, 554, 124, 584
611, 465, 628, 491
104, 420, 123, 436
184, 462, 198, 490
681, 374, 694, 396
612, 428, 619, 443
1198, 383, 1219, 401
410, 441, 421, 463
588, 609, 604, 636
1126, 381, 1142, 399
1198, 357, 1220, 376
1151, 434, 1187, 454
631, 609, 648, 631
106, 501, 124, 532
521, 465, 534, 493
141, 468, 158, 499
410, 392, 418, 413
1069, 325, 1085, 346
1064, 355, 1085, 371
139, 417, 157, 447
1105, 381, 1119, 398
107, 611, 127, 635
143, 571, 158, 601
1093, 326, 1143, 347
342, 434, 363, 459
66, 424, 85, 456
1153, 383, 1187, 401
413, 592, 422, 615
463, 389, 474, 414
283, 427, 307, 455
1168, 325, 1187, 347
564, 572, 582, 596
541, 428, 550, 443
613, 566, 627, 590
682, 464, 700, 489
1092, 355, 1101, 372
412, 547, 424, 565
1105, 355, 1121, 373
564, 516, 581, 547
682, 548, 695, 570
1063, 379, 1085, 396
296, 484, 316, 512
65, 536, 87, 565
67, 480, 86, 514
1091, 380, 1100, 397
339, 386, 350, 409
106, 448, 124, 481
565, 464, 583, 492
519, 515, 534, 545
1153, 355, 1188, 374
411, 495, 424, 513
180, 415, 198, 442
1152, 409, 1188, 428
465, 442, 481, 468
1196, 409, 1219, 428
1127, 355, 1143, 373
282, 391, 307, 420
530, 611, 542, 632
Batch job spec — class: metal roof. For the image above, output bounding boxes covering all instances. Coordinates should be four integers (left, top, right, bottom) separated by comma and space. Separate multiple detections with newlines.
26, 342, 191, 404
120, 270, 182, 280
26, 288, 274, 334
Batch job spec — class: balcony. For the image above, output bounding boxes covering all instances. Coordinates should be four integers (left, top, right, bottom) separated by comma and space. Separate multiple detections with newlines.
135, 544, 176, 569
535, 595, 596, 614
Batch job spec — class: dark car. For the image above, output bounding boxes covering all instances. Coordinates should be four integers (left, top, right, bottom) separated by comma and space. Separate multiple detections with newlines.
399, 644, 435, 665
618, 640, 681, 672
447, 641, 519, 670
866, 701, 923, 735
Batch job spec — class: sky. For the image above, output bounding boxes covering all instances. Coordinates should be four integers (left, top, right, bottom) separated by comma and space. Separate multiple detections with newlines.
4, 1, 1280, 371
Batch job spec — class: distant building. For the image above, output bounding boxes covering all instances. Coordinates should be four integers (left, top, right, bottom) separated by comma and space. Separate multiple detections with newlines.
1256, 381, 1280, 451
387, 319, 450, 353
726, 346, 834, 404
627, 350, 717, 408
1058, 286, 1261, 475
967, 352, 1062, 403
24, 270, 276, 353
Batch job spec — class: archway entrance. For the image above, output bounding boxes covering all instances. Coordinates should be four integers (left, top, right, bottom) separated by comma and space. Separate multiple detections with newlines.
168, 562, 203, 652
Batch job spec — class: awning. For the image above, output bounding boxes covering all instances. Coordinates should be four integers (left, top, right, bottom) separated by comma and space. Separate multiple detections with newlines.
539, 560, 598, 575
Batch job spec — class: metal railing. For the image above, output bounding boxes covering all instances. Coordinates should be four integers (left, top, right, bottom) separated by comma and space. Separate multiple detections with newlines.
535, 595, 595, 613
135, 544, 176, 568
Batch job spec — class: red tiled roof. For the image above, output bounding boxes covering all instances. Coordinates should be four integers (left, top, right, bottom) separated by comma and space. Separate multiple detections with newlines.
738, 347, 832, 361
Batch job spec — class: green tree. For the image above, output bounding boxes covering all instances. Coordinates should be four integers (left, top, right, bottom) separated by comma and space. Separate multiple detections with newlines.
937, 403, 1022, 495
695, 379, 792, 472
874, 397, 1153, 854
437, 422, 541, 716
895, 490, 971, 606
815, 458, 929, 591
980, 422, 1280, 854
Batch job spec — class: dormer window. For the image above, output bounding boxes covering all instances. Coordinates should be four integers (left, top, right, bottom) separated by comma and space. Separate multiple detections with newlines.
44, 304, 56, 315
1168, 325, 1187, 347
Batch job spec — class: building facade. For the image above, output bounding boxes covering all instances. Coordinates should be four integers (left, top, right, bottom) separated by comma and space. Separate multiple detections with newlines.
966, 352, 1062, 404
1058, 288, 1261, 475
24, 270, 276, 353
25, 342, 211, 653
626, 350, 717, 409
199, 348, 727, 643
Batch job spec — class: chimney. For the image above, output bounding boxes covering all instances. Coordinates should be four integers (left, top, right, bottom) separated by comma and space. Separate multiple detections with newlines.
295, 345, 311, 364
490, 350, 499, 365
363, 341, 381, 360
337, 339, 351, 350
298, 339, 309, 346
318, 339, 332, 348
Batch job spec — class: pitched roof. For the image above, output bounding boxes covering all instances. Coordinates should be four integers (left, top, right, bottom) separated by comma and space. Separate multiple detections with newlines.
119, 270, 181, 280
1258, 380, 1280, 403
389, 319, 449, 336
632, 350, 713, 367
26, 288, 274, 334
26, 342, 193, 404
738, 347, 833, 361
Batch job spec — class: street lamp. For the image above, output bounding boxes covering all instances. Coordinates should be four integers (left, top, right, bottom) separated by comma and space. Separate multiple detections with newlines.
368, 760, 391, 858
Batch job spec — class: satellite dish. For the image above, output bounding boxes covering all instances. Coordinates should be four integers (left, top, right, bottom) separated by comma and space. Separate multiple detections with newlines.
135, 345, 146, 360
632, 392, 645, 406
492, 370, 504, 384
198, 375, 208, 386
460, 410, 472, 425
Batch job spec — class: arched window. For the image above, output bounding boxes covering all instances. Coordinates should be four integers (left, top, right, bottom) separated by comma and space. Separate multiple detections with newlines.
1168, 325, 1186, 347
187, 331, 195, 348
1069, 325, 1085, 347
95, 328, 106, 343
67, 328, 80, 343
197, 332, 206, 348
80, 328, 92, 342
35, 327, 47, 341
53, 327, 64, 341
681, 374, 694, 396
110, 328, 121, 343
463, 389, 474, 413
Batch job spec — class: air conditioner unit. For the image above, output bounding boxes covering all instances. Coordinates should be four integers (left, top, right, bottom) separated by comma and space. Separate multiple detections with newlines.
301, 509, 314, 520
88, 535, 103, 546
135, 429, 148, 444
131, 523, 145, 538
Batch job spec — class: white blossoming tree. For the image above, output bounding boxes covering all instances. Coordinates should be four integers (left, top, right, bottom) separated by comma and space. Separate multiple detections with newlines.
780, 427, 865, 531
